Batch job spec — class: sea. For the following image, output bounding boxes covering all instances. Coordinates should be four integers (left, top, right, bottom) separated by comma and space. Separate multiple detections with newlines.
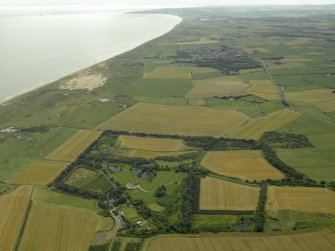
0, 6, 181, 102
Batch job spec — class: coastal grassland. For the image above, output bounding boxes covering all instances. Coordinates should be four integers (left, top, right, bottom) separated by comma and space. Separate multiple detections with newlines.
143, 66, 217, 79
201, 150, 284, 181
276, 147, 335, 181
0, 127, 77, 182
117, 135, 184, 152
247, 80, 279, 100
19, 200, 99, 251
0, 185, 32, 251
46, 129, 101, 162
124, 78, 192, 100
63, 102, 125, 130
97, 102, 248, 137
10, 160, 68, 185
65, 167, 110, 193
186, 76, 250, 99
285, 89, 335, 112
199, 177, 260, 211
145, 229, 335, 251
226, 109, 301, 139
266, 186, 335, 214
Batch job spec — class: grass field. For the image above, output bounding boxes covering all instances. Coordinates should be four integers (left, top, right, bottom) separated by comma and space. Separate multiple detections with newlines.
0, 185, 32, 251
10, 160, 68, 185
201, 150, 284, 181
248, 80, 279, 100
276, 147, 335, 181
145, 229, 335, 251
46, 129, 101, 162
147, 203, 165, 212
186, 76, 250, 99
266, 186, 335, 214
19, 201, 99, 251
285, 37, 312, 46
226, 109, 301, 139
65, 168, 110, 193
97, 102, 248, 137
121, 207, 143, 222
199, 177, 260, 211
118, 135, 184, 152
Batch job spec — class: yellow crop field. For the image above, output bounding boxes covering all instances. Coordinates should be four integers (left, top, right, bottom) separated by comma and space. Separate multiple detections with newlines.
143, 66, 217, 79
118, 135, 184, 151
0, 185, 32, 251
186, 76, 250, 99
285, 37, 311, 46
97, 102, 248, 137
286, 89, 335, 112
19, 201, 99, 251
201, 150, 284, 181
146, 229, 335, 251
266, 186, 335, 214
248, 80, 279, 100
10, 160, 68, 185
46, 129, 101, 162
199, 177, 260, 211
226, 109, 302, 139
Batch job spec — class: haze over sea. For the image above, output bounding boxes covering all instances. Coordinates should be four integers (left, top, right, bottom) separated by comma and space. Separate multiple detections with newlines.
0, 6, 181, 102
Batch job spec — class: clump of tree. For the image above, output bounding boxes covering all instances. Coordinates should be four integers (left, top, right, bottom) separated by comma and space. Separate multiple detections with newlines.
254, 182, 267, 232
260, 131, 313, 149
130, 199, 152, 219
178, 171, 195, 232
154, 185, 166, 197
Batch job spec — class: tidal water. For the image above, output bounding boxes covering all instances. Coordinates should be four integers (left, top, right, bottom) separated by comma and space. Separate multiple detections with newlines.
0, 7, 181, 102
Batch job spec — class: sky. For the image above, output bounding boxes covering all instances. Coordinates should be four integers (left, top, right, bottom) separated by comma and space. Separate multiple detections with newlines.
1, 0, 335, 7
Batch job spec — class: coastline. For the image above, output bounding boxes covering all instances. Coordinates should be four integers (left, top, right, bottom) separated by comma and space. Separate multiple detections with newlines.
0, 12, 182, 106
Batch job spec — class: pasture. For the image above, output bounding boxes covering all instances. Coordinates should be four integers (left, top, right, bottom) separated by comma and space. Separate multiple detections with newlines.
226, 109, 302, 139
118, 135, 184, 152
46, 129, 101, 162
65, 168, 110, 193
201, 150, 284, 181
276, 147, 335, 181
19, 201, 99, 251
0, 185, 32, 251
186, 76, 250, 99
10, 160, 68, 185
248, 80, 279, 100
145, 229, 335, 251
97, 102, 248, 137
199, 177, 260, 211
266, 186, 335, 214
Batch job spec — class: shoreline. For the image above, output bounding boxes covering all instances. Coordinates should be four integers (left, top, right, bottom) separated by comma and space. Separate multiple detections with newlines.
0, 12, 182, 106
